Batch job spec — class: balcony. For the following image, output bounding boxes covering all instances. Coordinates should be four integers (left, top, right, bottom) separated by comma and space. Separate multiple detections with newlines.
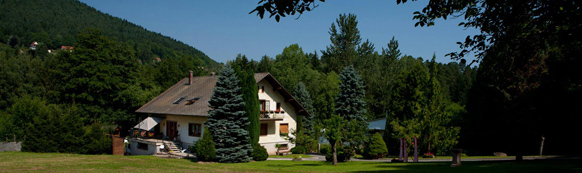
260, 110, 285, 121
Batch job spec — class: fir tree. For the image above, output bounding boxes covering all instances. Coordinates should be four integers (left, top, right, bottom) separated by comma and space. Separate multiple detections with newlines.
293, 82, 314, 135
206, 65, 252, 163
335, 65, 368, 152
335, 66, 367, 122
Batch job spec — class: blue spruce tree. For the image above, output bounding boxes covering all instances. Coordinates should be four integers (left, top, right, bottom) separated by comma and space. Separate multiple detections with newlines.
335, 66, 367, 122
206, 65, 252, 163
293, 82, 315, 135
335, 66, 368, 151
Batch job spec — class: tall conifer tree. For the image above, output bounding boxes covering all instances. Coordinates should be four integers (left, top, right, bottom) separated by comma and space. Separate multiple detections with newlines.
335, 66, 368, 150
335, 66, 367, 122
206, 65, 252, 163
293, 82, 314, 135
232, 57, 261, 145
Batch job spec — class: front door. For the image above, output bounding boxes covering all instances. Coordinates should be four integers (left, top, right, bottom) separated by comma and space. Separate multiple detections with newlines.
166, 121, 177, 140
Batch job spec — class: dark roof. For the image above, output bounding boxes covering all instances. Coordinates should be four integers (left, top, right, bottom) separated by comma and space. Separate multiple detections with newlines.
136, 73, 311, 117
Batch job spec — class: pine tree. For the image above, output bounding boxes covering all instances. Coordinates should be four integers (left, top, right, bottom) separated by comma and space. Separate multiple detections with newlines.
293, 82, 314, 135
205, 65, 252, 163
335, 66, 366, 122
335, 66, 368, 152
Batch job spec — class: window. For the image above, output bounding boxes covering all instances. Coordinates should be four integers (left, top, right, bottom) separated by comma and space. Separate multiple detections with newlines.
173, 97, 186, 104
261, 86, 265, 93
259, 100, 270, 111
188, 123, 202, 137
280, 123, 289, 136
137, 142, 148, 150
276, 102, 281, 111
260, 124, 268, 136
185, 97, 200, 105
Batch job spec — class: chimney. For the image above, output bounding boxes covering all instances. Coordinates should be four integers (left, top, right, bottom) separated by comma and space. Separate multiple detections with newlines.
189, 70, 193, 85
210, 72, 215, 76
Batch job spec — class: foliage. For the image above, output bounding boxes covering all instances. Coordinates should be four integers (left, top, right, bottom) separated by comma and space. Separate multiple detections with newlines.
196, 127, 216, 162
17, 97, 85, 153
335, 66, 368, 152
0, 0, 216, 67
321, 14, 372, 73
251, 143, 268, 161
206, 65, 252, 163
250, 0, 322, 22
362, 133, 388, 159
293, 82, 315, 144
271, 44, 320, 91
319, 144, 331, 155
231, 55, 261, 145
335, 66, 367, 122
290, 146, 307, 154
82, 122, 112, 154
323, 115, 346, 165
325, 145, 353, 163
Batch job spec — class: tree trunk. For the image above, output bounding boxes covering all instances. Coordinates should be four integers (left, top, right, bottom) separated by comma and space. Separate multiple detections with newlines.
399, 138, 403, 161
539, 136, 545, 156
403, 138, 408, 162
414, 137, 418, 162
333, 143, 338, 165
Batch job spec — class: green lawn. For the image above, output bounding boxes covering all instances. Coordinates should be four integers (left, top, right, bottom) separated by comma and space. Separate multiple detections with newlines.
1, 152, 580, 172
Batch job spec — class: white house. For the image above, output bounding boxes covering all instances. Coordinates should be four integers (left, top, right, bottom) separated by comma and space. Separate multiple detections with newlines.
131, 72, 309, 155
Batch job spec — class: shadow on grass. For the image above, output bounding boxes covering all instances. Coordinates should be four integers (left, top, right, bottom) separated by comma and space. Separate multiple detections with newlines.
347, 159, 582, 173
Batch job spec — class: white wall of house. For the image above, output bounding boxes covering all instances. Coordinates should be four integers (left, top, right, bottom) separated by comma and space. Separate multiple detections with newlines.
257, 80, 297, 154
159, 115, 207, 149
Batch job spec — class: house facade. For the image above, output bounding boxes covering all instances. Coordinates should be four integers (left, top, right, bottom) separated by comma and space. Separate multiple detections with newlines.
131, 72, 308, 155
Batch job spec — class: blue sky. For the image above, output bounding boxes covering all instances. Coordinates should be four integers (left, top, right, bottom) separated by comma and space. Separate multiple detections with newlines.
78, 0, 479, 64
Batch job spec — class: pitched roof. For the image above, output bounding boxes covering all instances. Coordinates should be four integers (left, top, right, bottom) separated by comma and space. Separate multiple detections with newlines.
136, 73, 311, 117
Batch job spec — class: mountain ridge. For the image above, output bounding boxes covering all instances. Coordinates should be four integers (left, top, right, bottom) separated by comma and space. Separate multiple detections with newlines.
0, 0, 217, 67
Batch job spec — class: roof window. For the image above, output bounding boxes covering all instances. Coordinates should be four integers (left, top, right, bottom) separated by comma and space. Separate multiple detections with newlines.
173, 97, 186, 104
186, 97, 201, 105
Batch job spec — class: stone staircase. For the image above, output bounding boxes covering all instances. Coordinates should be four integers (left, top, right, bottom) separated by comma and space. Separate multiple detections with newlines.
163, 140, 182, 154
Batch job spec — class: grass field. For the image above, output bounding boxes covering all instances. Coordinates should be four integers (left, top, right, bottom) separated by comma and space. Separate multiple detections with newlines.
1, 152, 580, 172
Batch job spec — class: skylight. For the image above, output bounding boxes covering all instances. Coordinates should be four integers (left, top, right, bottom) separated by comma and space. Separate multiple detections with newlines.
186, 97, 201, 105
173, 97, 186, 104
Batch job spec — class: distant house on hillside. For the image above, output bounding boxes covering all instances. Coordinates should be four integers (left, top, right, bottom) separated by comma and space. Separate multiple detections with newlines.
130, 72, 309, 155
29, 42, 38, 50
61, 45, 73, 52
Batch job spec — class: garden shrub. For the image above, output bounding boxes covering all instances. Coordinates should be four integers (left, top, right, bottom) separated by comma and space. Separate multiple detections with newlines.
320, 144, 331, 154
362, 132, 388, 159
325, 145, 353, 162
290, 146, 306, 154
195, 127, 215, 161
251, 143, 268, 161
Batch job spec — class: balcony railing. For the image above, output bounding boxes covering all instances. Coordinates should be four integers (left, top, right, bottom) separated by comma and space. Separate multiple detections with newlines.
260, 110, 285, 120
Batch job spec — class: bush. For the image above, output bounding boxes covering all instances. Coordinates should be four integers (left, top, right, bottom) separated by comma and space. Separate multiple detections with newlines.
362, 133, 388, 159
320, 144, 331, 154
195, 127, 215, 161
290, 146, 306, 154
325, 145, 353, 162
251, 143, 268, 161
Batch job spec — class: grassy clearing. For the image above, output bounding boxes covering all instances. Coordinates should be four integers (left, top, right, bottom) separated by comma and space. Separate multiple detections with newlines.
0, 152, 580, 172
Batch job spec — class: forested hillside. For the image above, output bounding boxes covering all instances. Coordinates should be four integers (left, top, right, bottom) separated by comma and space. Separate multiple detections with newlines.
0, 0, 216, 66
0, 0, 220, 154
